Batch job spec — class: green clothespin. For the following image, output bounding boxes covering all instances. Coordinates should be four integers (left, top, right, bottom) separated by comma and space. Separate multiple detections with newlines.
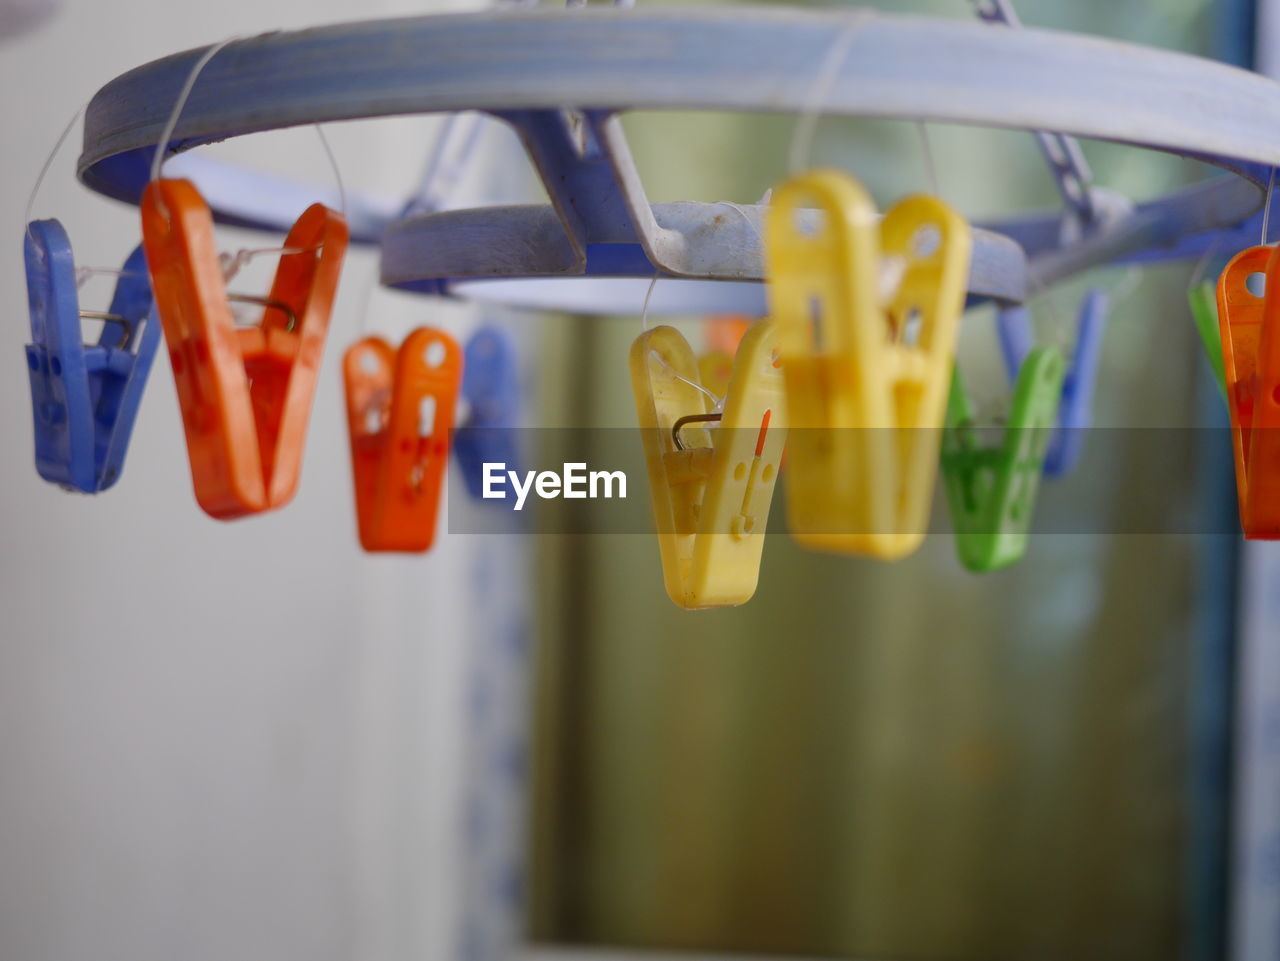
942, 348, 1065, 572
1188, 281, 1227, 400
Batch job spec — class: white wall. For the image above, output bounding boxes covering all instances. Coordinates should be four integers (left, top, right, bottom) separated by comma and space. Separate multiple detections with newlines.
0, 2, 527, 960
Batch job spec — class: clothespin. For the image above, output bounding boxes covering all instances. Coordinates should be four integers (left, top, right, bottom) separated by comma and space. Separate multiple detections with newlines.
454, 326, 519, 502
140, 179, 348, 519
1188, 281, 1228, 399
995, 288, 1106, 477
344, 327, 462, 552
697, 350, 734, 400
1217, 245, 1280, 538
630, 322, 787, 609
24, 220, 161, 493
698, 316, 750, 398
764, 169, 970, 559
941, 349, 1064, 572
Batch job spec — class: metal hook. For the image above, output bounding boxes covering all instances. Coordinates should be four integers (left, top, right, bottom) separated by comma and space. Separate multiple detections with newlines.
672, 412, 722, 451
79, 310, 134, 350
227, 293, 298, 332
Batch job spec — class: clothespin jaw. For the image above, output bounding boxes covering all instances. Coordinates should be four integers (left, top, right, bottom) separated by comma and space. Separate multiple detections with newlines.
1217, 245, 1280, 538
996, 289, 1107, 477
140, 179, 348, 519
344, 328, 462, 552
764, 169, 970, 559
454, 326, 519, 502
1188, 281, 1227, 400
630, 322, 787, 609
942, 347, 1064, 572
24, 220, 160, 493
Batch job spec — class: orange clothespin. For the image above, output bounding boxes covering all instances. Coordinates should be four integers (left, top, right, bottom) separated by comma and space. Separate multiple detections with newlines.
1218, 244, 1280, 538
140, 179, 348, 519
343, 328, 462, 552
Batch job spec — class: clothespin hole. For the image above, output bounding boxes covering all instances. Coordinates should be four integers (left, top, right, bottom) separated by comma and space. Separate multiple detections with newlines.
794, 207, 825, 238
418, 395, 437, 437
912, 224, 941, 258
762, 463, 776, 483
734, 461, 747, 481
808, 296, 824, 350
1247, 272, 1266, 297
358, 350, 381, 375
50, 357, 62, 376
901, 308, 923, 346
424, 340, 447, 368
364, 408, 383, 435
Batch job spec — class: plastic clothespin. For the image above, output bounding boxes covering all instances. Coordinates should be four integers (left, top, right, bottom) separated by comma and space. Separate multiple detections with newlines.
1188, 281, 1228, 399
344, 328, 462, 552
697, 350, 735, 400
698, 316, 750, 398
995, 288, 1107, 477
1217, 245, 1280, 539
25, 221, 161, 493
764, 169, 971, 560
941, 349, 1064, 572
630, 322, 787, 609
140, 180, 348, 519
454, 326, 520, 502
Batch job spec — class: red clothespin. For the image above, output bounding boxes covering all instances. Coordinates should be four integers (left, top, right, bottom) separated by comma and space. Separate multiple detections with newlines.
140, 179, 348, 519
343, 328, 462, 552
1218, 244, 1280, 538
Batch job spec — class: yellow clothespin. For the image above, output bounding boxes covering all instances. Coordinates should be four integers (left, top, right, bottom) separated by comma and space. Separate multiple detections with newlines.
630, 322, 787, 609
697, 350, 734, 400
764, 169, 971, 559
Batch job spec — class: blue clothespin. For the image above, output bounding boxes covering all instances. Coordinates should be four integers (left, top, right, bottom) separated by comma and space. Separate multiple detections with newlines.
25, 220, 160, 493
996, 288, 1107, 477
454, 326, 520, 501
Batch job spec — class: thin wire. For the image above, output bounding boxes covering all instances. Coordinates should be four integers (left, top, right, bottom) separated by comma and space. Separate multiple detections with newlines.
75, 266, 147, 288
1188, 230, 1226, 291
916, 121, 940, 198
715, 200, 763, 243
636, 273, 723, 412
639, 273, 660, 332
24, 105, 86, 241
151, 36, 242, 184
315, 124, 347, 220
788, 12, 871, 175
1262, 166, 1276, 246
213, 124, 344, 282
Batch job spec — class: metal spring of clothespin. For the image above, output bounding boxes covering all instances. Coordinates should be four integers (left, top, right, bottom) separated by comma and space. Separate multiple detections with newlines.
24, 219, 161, 494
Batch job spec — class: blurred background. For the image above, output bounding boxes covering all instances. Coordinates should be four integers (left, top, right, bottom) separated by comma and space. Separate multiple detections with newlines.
2, 1, 1277, 960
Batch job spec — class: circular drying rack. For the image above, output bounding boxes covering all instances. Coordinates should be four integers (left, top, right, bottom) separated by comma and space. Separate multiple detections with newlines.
77, 6, 1280, 315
